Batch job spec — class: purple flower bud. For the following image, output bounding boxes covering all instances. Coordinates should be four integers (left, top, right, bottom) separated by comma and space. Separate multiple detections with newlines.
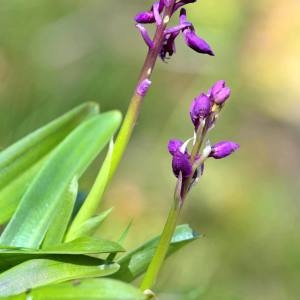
209, 80, 231, 104
168, 139, 183, 155
172, 151, 193, 178
135, 11, 155, 24
190, 93, 211, 129
168, 139, 193, 178
136, 79, 152, 96
135, 2, 164, 24
180, 9, 214, 56
183, 29, 214, 56
209, 141, 239, 159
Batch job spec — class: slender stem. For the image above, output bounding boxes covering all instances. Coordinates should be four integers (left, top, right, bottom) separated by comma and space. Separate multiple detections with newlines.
109, 3, 176, 181
140, 203, 181, 291
107, 1, 181, 292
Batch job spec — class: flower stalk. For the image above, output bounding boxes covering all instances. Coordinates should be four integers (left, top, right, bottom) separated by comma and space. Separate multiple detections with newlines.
103, 0, 224, 293
108, 2, 177, 181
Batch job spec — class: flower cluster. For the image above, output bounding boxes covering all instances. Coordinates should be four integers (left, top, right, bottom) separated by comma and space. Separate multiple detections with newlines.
135, 0, 214, 61
168, 80, 239, 186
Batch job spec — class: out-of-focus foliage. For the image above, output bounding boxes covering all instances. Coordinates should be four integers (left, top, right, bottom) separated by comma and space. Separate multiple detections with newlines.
0, 0, 299, 299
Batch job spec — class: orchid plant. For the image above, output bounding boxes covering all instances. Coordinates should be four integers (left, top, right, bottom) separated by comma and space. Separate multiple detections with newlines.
0, 1, 238, 299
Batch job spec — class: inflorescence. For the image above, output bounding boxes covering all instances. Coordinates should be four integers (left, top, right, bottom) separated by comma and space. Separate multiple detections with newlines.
134, 1, 239, 202
168, 80, 239, 199
135, 0, 214, 61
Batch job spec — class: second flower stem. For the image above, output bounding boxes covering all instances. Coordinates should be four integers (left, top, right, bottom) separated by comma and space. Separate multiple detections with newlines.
140, 202, 181, 291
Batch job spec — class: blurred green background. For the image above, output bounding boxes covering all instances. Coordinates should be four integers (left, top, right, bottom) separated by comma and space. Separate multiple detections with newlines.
0, 0, 299, 299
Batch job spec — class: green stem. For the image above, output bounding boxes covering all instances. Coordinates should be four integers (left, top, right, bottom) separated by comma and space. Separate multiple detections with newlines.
140, 203, 181, 291
108, 2, 176, 182
108, 94, 142, 180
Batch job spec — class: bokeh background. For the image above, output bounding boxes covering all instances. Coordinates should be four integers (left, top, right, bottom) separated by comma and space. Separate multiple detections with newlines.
0, 0, 299, 299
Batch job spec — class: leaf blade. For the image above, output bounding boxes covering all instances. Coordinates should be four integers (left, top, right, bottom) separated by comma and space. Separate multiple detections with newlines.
112, 224, 200, 282
0, 111, 122, 248
0, 103, 99, 224
6, 279, 146, 300
41, 177, 78, 248
0, 258, 119, 297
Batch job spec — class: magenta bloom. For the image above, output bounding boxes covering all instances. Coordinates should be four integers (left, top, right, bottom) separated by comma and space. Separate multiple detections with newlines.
168, 139, 192, 178
209, 141, 239, 159
209, 80, 231, 105
168, 139, 184, 155
180, 9, 214, 56
190, 93, 212, 129
135, 11, 156, 24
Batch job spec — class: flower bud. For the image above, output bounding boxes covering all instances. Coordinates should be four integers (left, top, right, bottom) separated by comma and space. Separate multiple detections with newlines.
180, 9, 214, 56
168, 139, 183, 155
190, 93, 211, 129
209, 80, 231, 105
209, 141, 239, 159
172, 151, 193, 178
135, 11, 155, 24
183, 29, 214, 56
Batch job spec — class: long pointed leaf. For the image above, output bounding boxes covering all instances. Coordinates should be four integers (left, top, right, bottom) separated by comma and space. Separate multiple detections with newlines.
112, 224, 200, 282
0, 111, 122, 248
66, 140, 114, 241
66, 208, 113, 241
6, 279, 146, 300
0, 103, 99, 224
0, 236, 124, 273
0, 258, 119, 297
0, 103, 98, 190
41, 177, 78, 248
0, 158, 44, 224
0, 236, 124, 256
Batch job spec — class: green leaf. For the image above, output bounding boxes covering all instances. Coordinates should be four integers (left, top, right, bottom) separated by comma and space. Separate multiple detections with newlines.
0, 238, 123, 275
0, 103, 99, 224
0, 111, 122, 249
6, 279, 146, 300
0, 158, 45, 225
0, 258, 120, 297
111, 224, 200, 282
0, 236, 124, 256
66, 208, 113, 241
66, 140, 115, 241
41, 178, 78, 248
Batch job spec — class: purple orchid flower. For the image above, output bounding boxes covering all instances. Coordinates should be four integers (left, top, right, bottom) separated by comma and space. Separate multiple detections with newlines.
209, 80, 231, 105
190, 93, 212, 129
180, 8, 214, 56
135, 0, 165, 24
209, 141, 239, 159
168, 139, 193, 178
